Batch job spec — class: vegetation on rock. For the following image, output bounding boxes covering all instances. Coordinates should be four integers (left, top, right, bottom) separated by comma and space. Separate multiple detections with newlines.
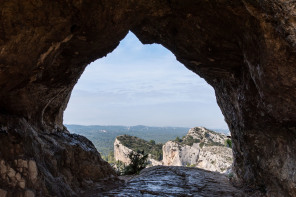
117, 135, 163, 161
173, 127, 231, 148
225, 139, 232, 148
123, 151, 149, 175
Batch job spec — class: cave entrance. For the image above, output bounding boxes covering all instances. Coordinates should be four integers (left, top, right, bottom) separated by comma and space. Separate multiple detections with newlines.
63, 31, 230, 167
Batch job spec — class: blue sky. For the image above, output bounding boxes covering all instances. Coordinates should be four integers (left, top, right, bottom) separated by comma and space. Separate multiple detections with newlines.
64, 32, 228, 129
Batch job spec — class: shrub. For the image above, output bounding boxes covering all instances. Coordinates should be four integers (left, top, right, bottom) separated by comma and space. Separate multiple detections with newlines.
117, 135, 163, 161
123, 150, 148, 175
113, 160, 126, 175
175, 136, 182, 143
199, 142, 204, 148
149, 140, 156, 145
225, 139, 232, 148
182, 135, 201, 146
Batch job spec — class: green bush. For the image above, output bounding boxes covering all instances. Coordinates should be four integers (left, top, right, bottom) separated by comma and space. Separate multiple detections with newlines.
182, 135, 201, 146
149, 140, 156, 145
225, 139, 232, 148
102, 151, 116, 164
123, 150, 148, 175
174, 136, 182, 143
113, 160, 126, 175
199, 142, 204, 148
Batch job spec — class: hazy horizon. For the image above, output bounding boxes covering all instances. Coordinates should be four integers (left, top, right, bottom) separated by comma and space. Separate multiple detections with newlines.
64, 32, 228, 129
64, 123, 229, 131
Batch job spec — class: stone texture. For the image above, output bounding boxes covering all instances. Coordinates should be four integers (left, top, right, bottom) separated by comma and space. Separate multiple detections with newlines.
162, 127, 233, 173
0, 189, 7, 197
0, 117, 116, 196
24, 190, 35, 197
163, 141, 200, 166
28, 160, 38, 184
114, 138, 134, 165
103, 166, 263, 197
0, 0, 296, 196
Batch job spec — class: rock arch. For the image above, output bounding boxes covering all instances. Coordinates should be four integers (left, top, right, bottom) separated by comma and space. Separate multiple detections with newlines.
0, 1, 296, 196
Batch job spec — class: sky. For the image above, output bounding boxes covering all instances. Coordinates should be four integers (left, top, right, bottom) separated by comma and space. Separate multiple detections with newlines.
64, 32, 228, 129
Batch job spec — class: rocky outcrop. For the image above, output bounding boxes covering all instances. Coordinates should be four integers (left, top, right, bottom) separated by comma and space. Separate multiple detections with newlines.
114, 138, 134, 165
115, 128, 232, 173
0, 116, 116, 196
114, 137, 162, 167
162, 127, 232, 173
1, 1, 296, 196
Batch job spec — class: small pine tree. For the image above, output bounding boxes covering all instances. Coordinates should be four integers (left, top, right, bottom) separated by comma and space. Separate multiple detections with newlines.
149, 140, 156, 145
124, 150, 148, 175
175, 136, 182, 142
225, 139, 232, 148
113, 160, 125, 175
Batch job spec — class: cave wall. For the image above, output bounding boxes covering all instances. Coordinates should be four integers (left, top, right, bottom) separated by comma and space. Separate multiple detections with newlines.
0, 0, 296, 196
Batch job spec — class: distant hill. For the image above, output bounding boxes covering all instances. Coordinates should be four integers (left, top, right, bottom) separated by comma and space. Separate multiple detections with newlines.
65, 125, 191, 156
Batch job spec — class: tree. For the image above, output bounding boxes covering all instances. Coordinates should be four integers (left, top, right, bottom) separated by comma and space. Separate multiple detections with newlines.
107, 151, 115, 163
225, 139, 232, 148
113, 160, 125, 176
175, 136, 182, 143
124, 150, 148, 175
149, 140, 156, 145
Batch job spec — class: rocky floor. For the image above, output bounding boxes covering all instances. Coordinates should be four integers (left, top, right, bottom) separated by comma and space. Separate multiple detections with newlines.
93, 166, 264, 197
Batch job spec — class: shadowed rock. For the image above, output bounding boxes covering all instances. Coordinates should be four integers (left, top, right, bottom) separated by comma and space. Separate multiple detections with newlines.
0, 0, 296, 196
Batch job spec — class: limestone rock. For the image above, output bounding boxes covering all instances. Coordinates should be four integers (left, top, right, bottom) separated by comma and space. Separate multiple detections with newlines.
162, 127, 233, 173
114, 138, 133, 164
147, 155, 163, 167
114, 138, 162, 167
162, 141, 200, 166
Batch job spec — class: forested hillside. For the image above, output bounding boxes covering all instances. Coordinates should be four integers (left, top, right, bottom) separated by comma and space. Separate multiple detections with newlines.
66, 125, 192, 157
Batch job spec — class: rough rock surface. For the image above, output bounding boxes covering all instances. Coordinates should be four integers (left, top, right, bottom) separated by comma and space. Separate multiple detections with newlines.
163, 141, 201, 166
0, 116, 116, 196
103, 166, 263, 197
162, 127, 233, 173
114, 138, 133, 165
1, 0, 296, 196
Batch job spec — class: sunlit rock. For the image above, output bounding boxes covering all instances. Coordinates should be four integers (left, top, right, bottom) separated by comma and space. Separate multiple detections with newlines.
163, 127, 233, 173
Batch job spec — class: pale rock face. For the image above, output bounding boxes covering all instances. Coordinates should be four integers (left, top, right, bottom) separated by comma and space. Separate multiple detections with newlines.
114, 138, 163, 167
197, 146, 233, 172
114, 128, 232, 173
162, 141, 200, 166
114, 138, 133, 164
147, 155, 162, 167
162, 127, 233, 173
